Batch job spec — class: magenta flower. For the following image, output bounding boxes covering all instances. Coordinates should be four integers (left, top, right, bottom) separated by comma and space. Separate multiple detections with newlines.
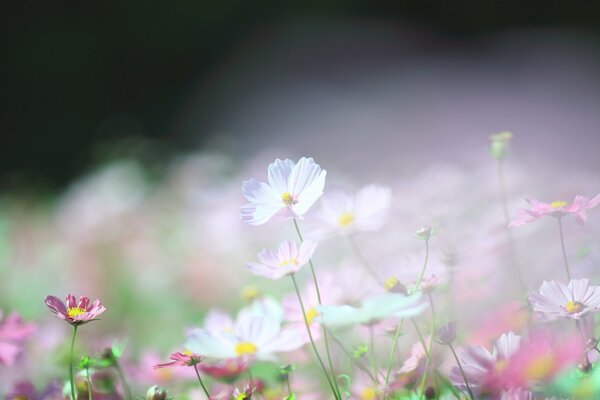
246, 240, 318, 280
154, 350, 204, 368
45, 294, 106, 326
0, 310, 36, 366
509, 194, 600, 227
528, 279, 600, 320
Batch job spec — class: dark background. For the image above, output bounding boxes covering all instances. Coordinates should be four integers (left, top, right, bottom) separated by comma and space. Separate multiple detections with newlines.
2, 1, 600, 190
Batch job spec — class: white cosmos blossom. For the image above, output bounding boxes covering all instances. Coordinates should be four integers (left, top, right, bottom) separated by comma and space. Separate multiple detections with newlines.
240, 157, 327, 225
317, 292, 425, 327
312, 184, 392, 238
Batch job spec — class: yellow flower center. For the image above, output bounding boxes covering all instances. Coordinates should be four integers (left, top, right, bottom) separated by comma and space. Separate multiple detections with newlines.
337, 211, 355, 227
384, 276, 400, 291
360, 387, 377, 400
279, 258, 299, 267
524, 354, 554, 380
67, 307, 86, 318
182, 349, 193, 356
550, 200, 568, 209
235, 342, 257, 356
565, 301, 584, 314
241, 285, 260, 302
235, 394, 247, 400
495, 359, 508, 372
306, 307, 319, 325
281, 192, 296, 206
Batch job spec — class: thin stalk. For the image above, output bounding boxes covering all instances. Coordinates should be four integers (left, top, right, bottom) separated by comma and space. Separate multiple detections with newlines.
285, 373, 293, 396
383, 319, 404, 397
193, 363, 211, 399
290, 274, 340, 400
114, 361, 132, 400
448, 343, 475, 400
368, 325, 378, 383
293, 219, 341, 399
347, 236, 380, 283
413, 239, 430, 294
557, 217, 572, 281
85, 366, 93, 400
69, 325, 78, 400
417, 295, 436, 399
328, 330, 377, 382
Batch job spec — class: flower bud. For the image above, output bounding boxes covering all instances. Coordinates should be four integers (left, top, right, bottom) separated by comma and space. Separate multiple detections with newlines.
436, 321, 456, 345
578, 360, 592, 373
415, 226, 434, 241
490, 131, 513, 159
383, 276, 407, 294
425, 386, 436, 399
146, 385, 167, 400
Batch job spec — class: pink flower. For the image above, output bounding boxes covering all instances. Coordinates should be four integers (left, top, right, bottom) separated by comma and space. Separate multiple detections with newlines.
509, 194, 600, 227
198, 358, 250, 379
528, 279, 600, 320
246, 240, 318, 279
45, 294, 106, 326
154, 350, 204, 368
0, 310, 36, 366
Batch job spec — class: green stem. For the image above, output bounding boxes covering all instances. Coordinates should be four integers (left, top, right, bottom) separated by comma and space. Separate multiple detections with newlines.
293, 219, 341, 399
290, 274, 340, 400
85, 366, 92, 400
69, 325, 78, 400
413, 239, 430, 294
328, 329, 377, 382
368, 325, 378, 383
557, 217, 572, 281
193, 363, 211, 399
383, 319, 404, 394
448, 343, 475, 400
417, 294, 436, 399
347, 236, 380, 282
285, 373, 293, 396
114, 361, 132, 400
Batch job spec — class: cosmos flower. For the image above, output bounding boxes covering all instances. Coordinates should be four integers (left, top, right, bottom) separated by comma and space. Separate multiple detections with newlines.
45, 294, 106, 326
0, 310, 36, 366
240, 157, 327, 225
186, 315, 307, 361
154, 350, 204, 368
317, 292, 425, 328
246, 240, 318, 279
528, 279, 600, 320
449, 332, 522, 394
6, 380, 62, 400
437, 321, 456, 345
198, 358, 250, 379
509, 194, 600, 227
311, 184, 391, 237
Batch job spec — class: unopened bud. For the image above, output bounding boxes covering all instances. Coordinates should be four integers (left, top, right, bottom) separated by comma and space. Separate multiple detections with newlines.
578, 360, 592, 373
425, 386, 436, 399
436, 321, 456, 345
415, 226, 434, 241
146, 385, 167, 400
384, 276, 407, 294
490, 131, 513, 159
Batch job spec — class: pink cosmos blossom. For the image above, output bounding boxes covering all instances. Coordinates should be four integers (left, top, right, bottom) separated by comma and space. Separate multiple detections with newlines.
45, 294, 106, 326
198, 358, 250, 379
154, 351, 204, 368
0, 310, 36, 366
240, 157, 327, 225
509, 194, 600, 227
246, 240, 317, 279
528, 279, 600, 320
6, 380, 62, 400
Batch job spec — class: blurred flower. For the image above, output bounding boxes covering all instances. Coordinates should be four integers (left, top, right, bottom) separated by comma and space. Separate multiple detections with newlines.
317, 292, 425, 328
509, 195, 600, 227
409, 274, 440, 294
155, 350, 204, 368
45, 294, 106, 326
186, 314, 307, 361
528, 279, 600, 320
6, 380, 62, 400
383, 276, 408, 294
311, 184, 391, 237
490, 131, 513, 159
146, 385, 168, 400
437, 321, 456, 345
232, 383, 256, 400
0, 310, 36, 366
240, 157, 327, 225
398, 337, 429, 375
246, 240, 317, 280
198, 358, 250, 379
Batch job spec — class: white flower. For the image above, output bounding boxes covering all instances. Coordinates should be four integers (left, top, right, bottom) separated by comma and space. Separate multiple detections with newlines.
312, 185, 391, 238
317, 292, 425, 327
528, 279, 600, 320
240, 157, 327, 225
246, 240, 317, 280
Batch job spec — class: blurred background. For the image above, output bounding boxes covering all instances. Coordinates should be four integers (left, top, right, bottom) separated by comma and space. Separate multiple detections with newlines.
2, 0, 600, 393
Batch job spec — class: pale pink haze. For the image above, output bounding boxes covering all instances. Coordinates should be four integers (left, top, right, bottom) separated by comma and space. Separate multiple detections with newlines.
240, 157, 327, 225
509, 194, 600, 227
528, 279, 600, 320
0, 310, 36, 366
246, 240, 318, 279
44, 294, 106, 326
312, 184, 391, 237
154, 351, 204, 369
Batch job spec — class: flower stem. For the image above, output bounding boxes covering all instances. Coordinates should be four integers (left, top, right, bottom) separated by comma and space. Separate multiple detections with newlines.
448, 343, 475, 400
285, 372, 293, 396
292, 219, 341, 399
290, 274, 341, 400
69, 325, 78, 400
193, 363, 211, 399
347, 236, 381, 283
413, 239, 430, 294
328, 329, 377, 382
383, 319, 404, 397
418, 294, 436, 399
557, 217, 572, 281
85, 366, 93, 400
114, 360, 132, 400
368, 325, 379, 383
